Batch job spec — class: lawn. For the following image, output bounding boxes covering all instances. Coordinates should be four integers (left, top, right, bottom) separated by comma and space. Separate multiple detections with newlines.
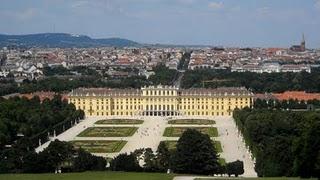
162, 140, 223, 153
0, 172, 175, 180
72, 140, 127, 153
196, 178, 309, 180
168, 119, 215, 125
163, 127, 218, 137
77, 127, 138, 137
95, 119, 144, 125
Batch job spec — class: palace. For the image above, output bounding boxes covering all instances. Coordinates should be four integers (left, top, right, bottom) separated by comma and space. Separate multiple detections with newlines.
68, 85, 253, 117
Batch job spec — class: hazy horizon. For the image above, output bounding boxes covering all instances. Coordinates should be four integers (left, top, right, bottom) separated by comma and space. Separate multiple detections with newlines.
0, 0, 319, 48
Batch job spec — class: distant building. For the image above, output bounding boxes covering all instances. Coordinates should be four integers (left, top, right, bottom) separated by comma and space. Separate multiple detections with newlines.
231, 63, 310, 73
290, 34, 306, 52
0, 70, 9, 77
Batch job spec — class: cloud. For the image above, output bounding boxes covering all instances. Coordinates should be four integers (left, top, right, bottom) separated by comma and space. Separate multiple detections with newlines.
315, 0, 320, 10
256, 7, 270, 15
0, 8, 37, 21
176, 0, 195, 4
71, 0, 89, 8
208, 2, 223, 10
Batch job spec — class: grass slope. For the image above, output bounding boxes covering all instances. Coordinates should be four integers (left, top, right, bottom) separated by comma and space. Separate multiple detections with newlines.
196, 178, 313, 180
0, 172, 175, 180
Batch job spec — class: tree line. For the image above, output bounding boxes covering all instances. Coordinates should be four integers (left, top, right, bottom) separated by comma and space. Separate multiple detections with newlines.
233, 108, 320, 178
110, 129, 244, 177
0, 95, 84, 155
0, 140, 106, 173
254, 99, 320, 110
181, 68, 320, 93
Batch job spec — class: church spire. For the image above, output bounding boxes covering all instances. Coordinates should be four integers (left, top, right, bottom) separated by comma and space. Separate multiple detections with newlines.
301, 33, 306, 51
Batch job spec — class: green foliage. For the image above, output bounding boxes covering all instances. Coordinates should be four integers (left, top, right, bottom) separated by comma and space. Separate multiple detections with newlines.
149, 65, 178, 85
233, 108, 320, 177
181, 68, 320, 93
72, 148, 106, 172
177, 52, 191, 70
110, 153, 142, 172
171, 129, 219, 175
254, 98, 320, 110
43, 66, 72, 76
0, 140, 106, 173
156, 141, 171, 172
0, 95, 83, 149
226, 160, 244, 177
143, 148, 157, 172
0, 81, 18, 96
0, 96, 84, 173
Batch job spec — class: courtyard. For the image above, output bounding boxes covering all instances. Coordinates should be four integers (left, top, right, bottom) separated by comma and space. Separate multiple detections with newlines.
35, 116, 257, 177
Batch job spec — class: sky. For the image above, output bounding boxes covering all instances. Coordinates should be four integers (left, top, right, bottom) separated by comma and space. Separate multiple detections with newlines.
0, 0, 319, 48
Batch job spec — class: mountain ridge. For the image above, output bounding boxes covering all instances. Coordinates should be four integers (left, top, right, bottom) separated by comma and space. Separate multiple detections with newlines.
0, 33, 139, 48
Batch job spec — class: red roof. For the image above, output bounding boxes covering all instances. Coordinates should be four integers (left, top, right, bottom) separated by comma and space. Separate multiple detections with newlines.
19, 92, 68, 102
273, 91, 320, 101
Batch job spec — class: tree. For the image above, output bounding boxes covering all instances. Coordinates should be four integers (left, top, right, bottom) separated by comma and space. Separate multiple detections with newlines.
156, 141, 171, 172
110, 153, 141, 172
226, 160, 244, 177
38, 140, 75, 172
72, 148, 106, 172
143, 148, 156, 172
172, 129, 219, 175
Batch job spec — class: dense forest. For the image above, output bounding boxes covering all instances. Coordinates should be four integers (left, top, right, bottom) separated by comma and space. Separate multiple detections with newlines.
181, 68, 320, 93
0, 95, 84, 150
233, 108, 320, 177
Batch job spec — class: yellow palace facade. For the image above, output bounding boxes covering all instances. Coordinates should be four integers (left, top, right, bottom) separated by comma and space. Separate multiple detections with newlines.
68, 85, 253, 117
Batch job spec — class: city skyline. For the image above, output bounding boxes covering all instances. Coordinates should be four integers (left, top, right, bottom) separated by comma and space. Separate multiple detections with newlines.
0, 0, 320, 48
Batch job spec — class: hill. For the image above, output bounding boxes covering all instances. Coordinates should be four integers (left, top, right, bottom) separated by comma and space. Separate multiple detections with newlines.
0, 33, 139, 48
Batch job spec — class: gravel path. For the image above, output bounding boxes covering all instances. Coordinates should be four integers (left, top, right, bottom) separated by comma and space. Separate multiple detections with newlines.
214, 116, 257, 177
